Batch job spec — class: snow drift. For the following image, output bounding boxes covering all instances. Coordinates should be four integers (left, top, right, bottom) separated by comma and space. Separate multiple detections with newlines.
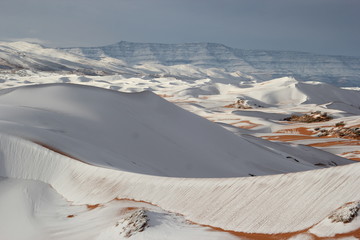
1, 133, 360, 234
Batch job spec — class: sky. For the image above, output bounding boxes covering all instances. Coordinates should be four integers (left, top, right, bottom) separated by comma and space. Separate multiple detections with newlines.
0, 0, 359, 56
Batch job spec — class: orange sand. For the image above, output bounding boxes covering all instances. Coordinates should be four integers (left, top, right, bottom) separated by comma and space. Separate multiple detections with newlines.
230, 120, 262, 129
201, 218, 360, 240
309, 141, 360, 147
276, 127, 315, 135
113, 198, 360, 239
341, 151, 360, 161
263, 135, 319, 142
31, 141, 360, 239
87, 204, 101, 210
158, 94, 174, 98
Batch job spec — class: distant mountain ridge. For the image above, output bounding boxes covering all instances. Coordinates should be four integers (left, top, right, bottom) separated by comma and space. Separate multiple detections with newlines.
63, 41, 360, 86
1, 41, 359, 87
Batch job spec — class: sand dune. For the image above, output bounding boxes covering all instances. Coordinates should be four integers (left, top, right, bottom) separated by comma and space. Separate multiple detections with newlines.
0, 84, 359, 240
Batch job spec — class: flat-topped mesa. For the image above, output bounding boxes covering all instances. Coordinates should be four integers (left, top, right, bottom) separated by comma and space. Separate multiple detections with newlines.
63, 41, 360, 86
1, 40, 360, 86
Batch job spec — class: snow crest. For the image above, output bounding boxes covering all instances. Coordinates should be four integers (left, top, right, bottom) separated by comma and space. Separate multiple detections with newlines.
0, 133, 360, 234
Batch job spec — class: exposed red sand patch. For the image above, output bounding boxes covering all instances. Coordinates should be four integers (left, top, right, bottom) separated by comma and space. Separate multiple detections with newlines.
328, 228, 360, 239
276, 127, 315, 136
31, 140, 98, 167
158, 94, 174, 98
263, 127, 325, 142
28, 140, 360, 239
230, 120, 262, 129
113, 198, 360, 239
32, 141, 81, 161
263, 135, 319, 142
123, 207, 137, 211
198, 96, 209, 100
341, 151, 360, 160
203, 117, 262, 129
224, 103, 236, 108
265, 126, 360, 142
118, 207, 139, 216
263, 129, 360, 161
309, 141, 360, 147
209, 224, 360, 239
207, 225, 311, 240
87, 204, 101, 210
115, 197, 150, 204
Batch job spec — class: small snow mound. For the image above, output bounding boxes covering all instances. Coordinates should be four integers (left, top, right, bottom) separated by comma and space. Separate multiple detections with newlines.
329, 201, 360, 224
116, 209, 149, 238
237, 77, 308, 106
309, 201, 360, 237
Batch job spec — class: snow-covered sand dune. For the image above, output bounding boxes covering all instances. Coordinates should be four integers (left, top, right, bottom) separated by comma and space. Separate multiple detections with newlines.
0, 84, 359, 237
231, 77, 360, 108
0, 177, 241, 240
1, 83, 348, 178
1, 132, 360, 235
1, 39, 360, 239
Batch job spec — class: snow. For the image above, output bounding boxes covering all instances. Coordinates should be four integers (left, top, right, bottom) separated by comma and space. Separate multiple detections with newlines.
0, 178, 238, 240
0, 41, 130, 75
0, 83, 340, 178
309, 201, 360, 237
97, 208, 241, 240
63, 41, 360, 87
0, 178, 46, 240
1, 132, 360, 234
1, 40, 360, 238
287, 233, 314, 240
224, 77, 360, 108
2, 40, 360, 87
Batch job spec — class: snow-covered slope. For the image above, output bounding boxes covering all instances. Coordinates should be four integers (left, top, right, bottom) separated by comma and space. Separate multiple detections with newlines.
1, 41, 360, 238
0, 177, 240, 240
0, 132, 360, 235
0, 41, 134, 75
64, 41, 360, 87
0, 84, 349, 177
